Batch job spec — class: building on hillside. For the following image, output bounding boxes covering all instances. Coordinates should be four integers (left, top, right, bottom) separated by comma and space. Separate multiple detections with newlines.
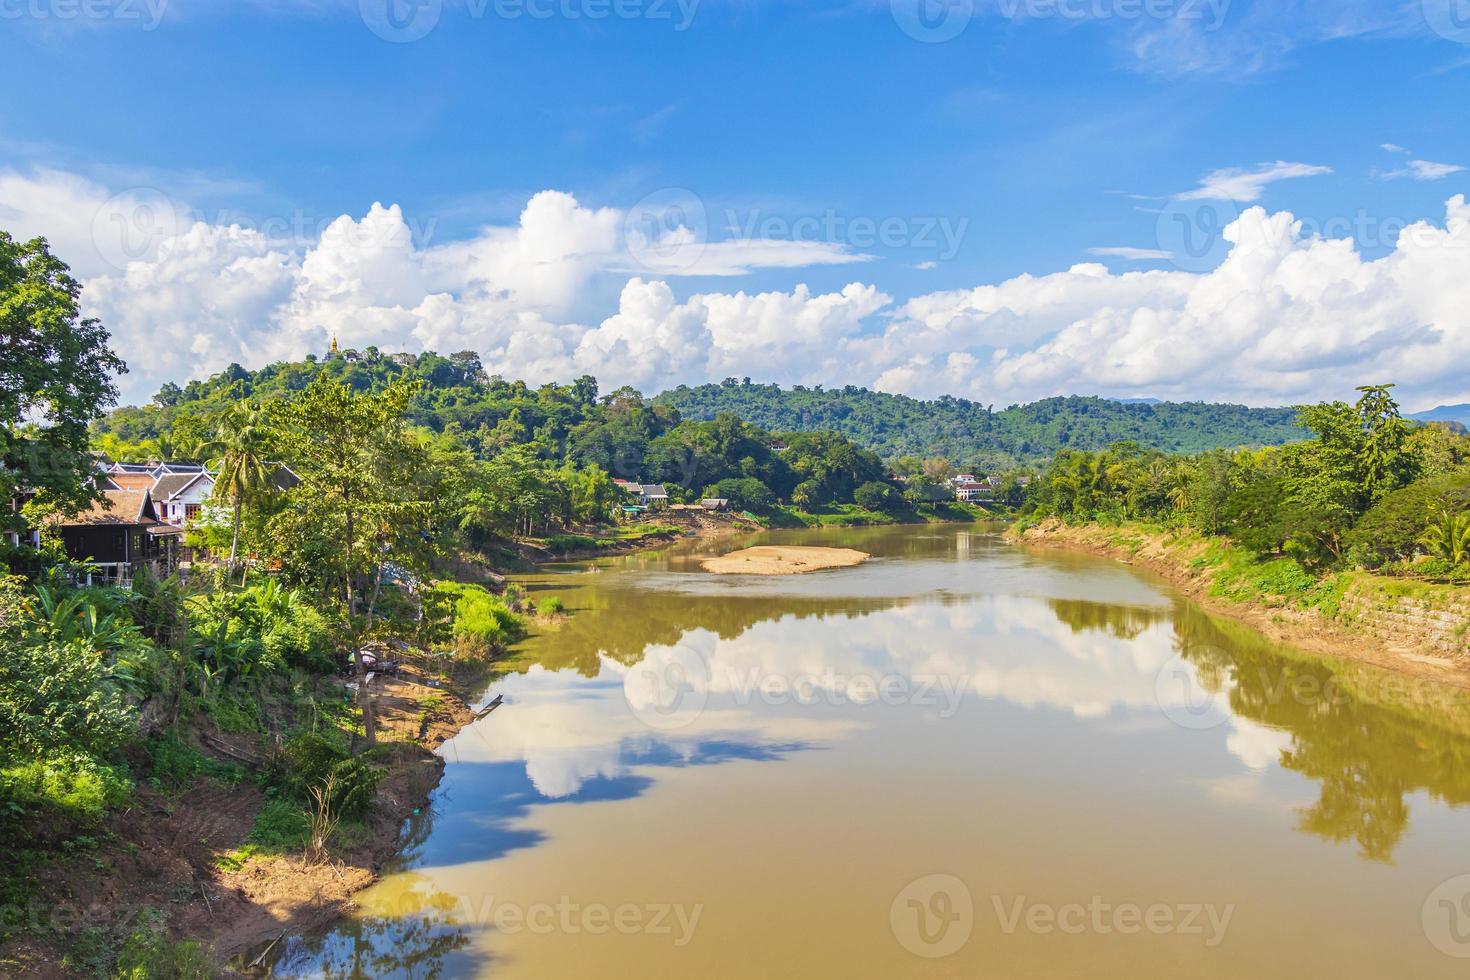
951, 473, 977, 486
954, 481, 994, 503
49, 489, 181, 584
152, 471, 215, 526
639, 484, 670, 507
103, 461, 299, 529
700, 498, 730, 511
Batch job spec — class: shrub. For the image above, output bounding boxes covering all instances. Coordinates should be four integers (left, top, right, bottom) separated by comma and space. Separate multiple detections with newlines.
248, 798, 312, 850
537, 596, 564, 617
0, 637, 136, 760
144, 735, 244, 790
275, 732, 381, 820
262, 604, 335, 674
113, 908, 212, 980
434, 582, 525, 657
853, 481, 899, 512
0, 754, 131, 824
1346, 472, 1470, 566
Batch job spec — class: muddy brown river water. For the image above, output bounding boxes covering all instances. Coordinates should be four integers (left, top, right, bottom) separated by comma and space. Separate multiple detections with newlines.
272, 523, 1470, 978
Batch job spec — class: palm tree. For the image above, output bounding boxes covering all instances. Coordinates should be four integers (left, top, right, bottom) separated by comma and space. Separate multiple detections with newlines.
207, 401, 273, 577
1419, 510, 1470, 565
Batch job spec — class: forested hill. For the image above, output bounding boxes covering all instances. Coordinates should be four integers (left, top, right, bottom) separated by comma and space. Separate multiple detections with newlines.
655, 382, 1306, 466
96, 349, 1304, 469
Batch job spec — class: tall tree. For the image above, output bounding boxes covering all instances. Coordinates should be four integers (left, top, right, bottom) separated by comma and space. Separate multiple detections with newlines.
207, 400, 273, 575
273, 375, 426, 746
0, 233, 125, 529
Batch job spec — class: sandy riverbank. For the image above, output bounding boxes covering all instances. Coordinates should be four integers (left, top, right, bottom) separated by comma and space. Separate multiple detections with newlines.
702, 545, 871, 575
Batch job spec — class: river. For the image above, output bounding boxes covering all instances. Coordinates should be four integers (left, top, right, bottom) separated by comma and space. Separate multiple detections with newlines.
272, 523, 1470, 977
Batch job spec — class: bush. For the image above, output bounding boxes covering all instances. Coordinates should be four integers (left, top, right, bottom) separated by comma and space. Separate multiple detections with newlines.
537, 596, 565, 617
247, 798, 313, 850
434, 582, 526, 657
853, 481, 899, 512
0, 637, 136, 760
144, 734, 244, 790
0, 754, 131, 824
262, 604, 335, 674
275, 732, 381, 820
1346, 472, 1470, 566
113, 908, 212, 980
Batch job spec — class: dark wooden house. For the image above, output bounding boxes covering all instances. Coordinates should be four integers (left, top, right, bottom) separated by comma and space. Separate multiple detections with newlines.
51, 489, 180, 584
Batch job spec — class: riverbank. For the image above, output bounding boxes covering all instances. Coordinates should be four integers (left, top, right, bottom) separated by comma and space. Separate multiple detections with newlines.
0, 653, 487, 978
1013, 519, 1470, 688
514, 502, 996, 565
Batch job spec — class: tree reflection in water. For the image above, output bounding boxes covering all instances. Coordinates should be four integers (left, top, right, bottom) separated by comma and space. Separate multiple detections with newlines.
1171, 604, 1470, 863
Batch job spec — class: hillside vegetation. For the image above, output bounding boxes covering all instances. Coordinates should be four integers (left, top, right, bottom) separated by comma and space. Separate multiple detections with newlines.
655, 381, 1306, 466
101, 358, 1307, 474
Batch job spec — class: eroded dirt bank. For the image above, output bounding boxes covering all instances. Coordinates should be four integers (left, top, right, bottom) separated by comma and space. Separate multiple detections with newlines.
1013, 519, 1470, 689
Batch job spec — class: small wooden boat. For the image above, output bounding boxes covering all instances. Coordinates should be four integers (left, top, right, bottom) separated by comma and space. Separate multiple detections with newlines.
473, 694, 505, 720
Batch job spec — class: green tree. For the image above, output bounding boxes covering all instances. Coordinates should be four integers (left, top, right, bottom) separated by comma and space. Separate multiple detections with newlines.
0, 233, 126, 530
206, 400, 273, 575
273, 375, 428, 745
853, 481, 898, 512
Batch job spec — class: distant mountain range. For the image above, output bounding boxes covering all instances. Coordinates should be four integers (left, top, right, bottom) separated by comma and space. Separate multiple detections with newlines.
1411, 405, 1470, 427
655, 383, 1306, 467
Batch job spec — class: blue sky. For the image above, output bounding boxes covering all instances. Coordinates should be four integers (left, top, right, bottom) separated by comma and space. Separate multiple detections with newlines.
3, 0, 1470, 408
